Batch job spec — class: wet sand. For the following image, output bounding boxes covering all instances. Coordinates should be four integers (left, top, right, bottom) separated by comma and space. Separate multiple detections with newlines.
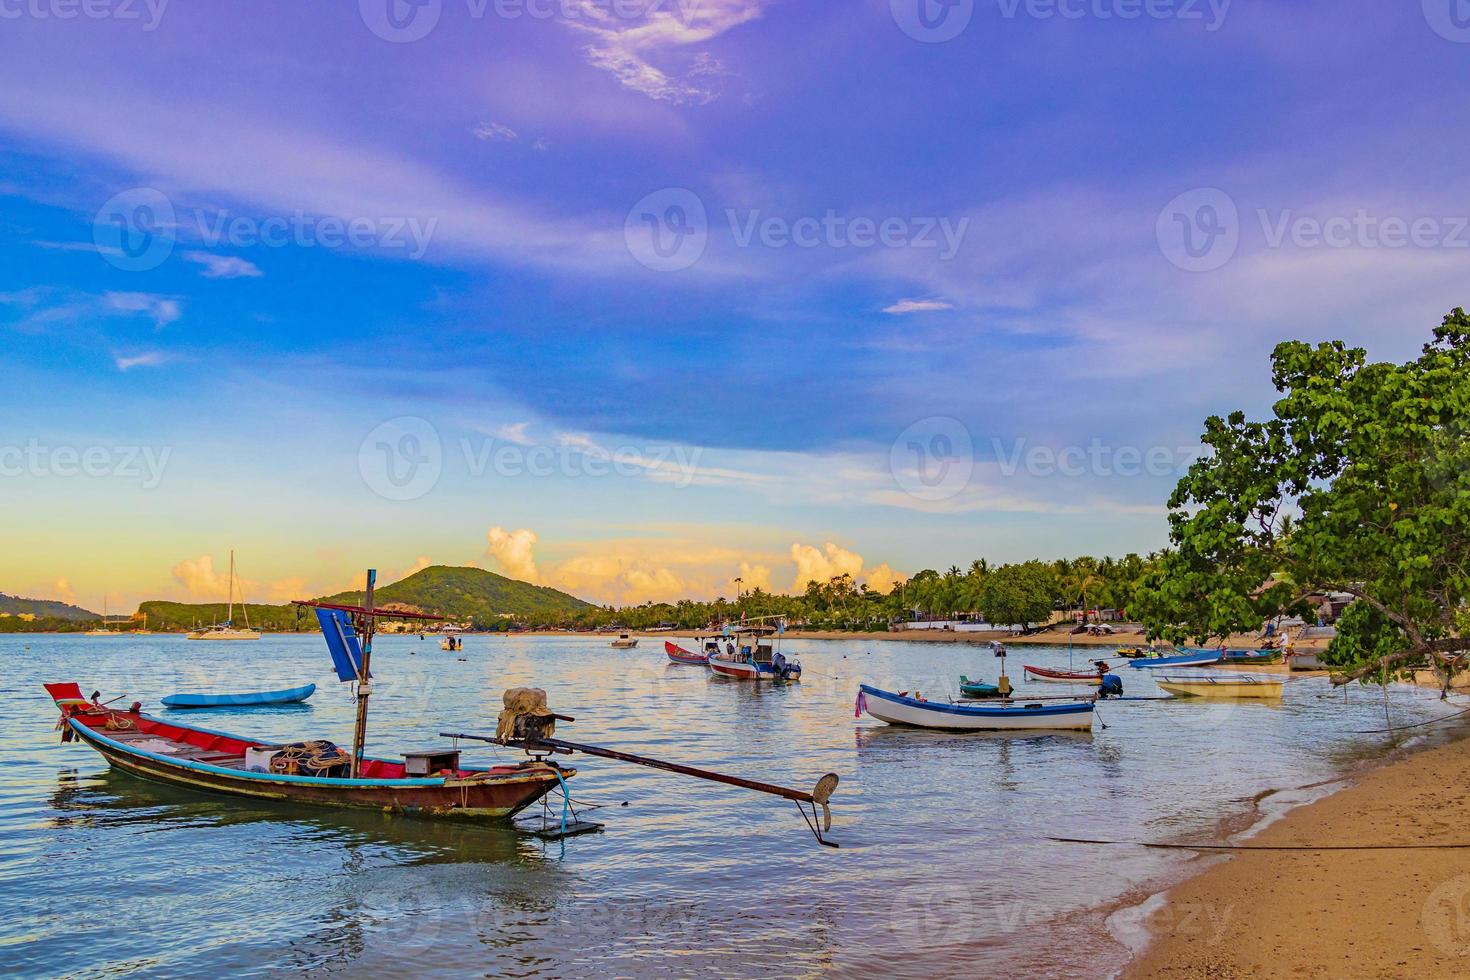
1121, 726, 1470, 978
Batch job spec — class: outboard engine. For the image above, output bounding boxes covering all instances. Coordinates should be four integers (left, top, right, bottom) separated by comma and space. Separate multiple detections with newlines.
1097, 674, 1123, 699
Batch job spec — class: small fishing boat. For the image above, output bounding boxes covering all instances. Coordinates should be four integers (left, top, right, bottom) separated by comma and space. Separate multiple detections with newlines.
1114, 646, 1150, 659
707, 623, 801, 681
1023, 664, 1107, 684
439, 635, 463, 651
1128, 651, 1221, 669
856, 685, 1093, 731
161, 684, 317, 708
45, 576, 572, 822
664, 640, 709, 666
1217, 648, 1284, 665
610, 633, 639, 649
1155, 674, 1285, 699
958, 675, 1001, 698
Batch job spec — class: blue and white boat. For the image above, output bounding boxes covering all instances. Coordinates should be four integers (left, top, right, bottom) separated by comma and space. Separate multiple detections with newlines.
856, 684, 1093, 731
161, 683, 317, 708
1128, 652, 1221, 669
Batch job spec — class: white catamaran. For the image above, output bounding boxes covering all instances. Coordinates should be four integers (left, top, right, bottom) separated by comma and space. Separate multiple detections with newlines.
186, 550, 262, 640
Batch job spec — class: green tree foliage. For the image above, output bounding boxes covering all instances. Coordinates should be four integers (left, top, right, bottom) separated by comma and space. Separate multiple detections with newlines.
978, 561, 1057, 628
1132, 310, 1470, 685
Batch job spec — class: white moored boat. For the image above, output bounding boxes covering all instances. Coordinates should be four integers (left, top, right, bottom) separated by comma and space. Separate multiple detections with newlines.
186, 550, 262, 641
1154, 674, 1284, 699
609, 633, 639, 649
857, 685, 1093, 731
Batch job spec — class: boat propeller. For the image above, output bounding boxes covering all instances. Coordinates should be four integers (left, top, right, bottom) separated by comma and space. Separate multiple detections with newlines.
812, 772, 839, 832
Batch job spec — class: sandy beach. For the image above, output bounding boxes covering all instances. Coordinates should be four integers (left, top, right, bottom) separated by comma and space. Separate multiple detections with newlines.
1121, 724, 1470, 978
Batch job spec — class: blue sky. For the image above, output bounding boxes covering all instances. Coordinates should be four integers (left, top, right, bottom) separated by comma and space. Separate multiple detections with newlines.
3, 0, 1469, 610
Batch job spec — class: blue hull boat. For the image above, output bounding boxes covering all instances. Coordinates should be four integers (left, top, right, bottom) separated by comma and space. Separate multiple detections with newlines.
1128, 652, 1221, 669
161, 683, 317, 708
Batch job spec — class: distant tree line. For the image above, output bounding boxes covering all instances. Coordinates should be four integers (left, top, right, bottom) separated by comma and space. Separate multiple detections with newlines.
569, 553, 1162, 633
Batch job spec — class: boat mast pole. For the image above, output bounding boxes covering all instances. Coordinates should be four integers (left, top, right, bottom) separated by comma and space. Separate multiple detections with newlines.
349, 568, 376, 778
227, 550, 235, 625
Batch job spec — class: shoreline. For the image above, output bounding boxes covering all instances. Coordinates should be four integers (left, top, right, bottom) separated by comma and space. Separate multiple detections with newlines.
1111, 714, 1470, 977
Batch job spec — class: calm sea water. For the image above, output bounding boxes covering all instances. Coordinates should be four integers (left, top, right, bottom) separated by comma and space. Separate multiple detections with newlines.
0, 633, 1462, 978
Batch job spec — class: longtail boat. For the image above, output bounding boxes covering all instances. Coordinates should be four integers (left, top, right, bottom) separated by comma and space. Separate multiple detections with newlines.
44, 570, 571, 822
1128, 651, 1221, 669
707, 622, 801, 681
1023, 664, 1107, 684
856, 685, 1094, 731
664, 640, 710, 666
161, 683, 316, 708
1155, 673, 1285, 699
1212, 647, 1284, 665
958, 675, 1001, 698
45, 682, 567, 818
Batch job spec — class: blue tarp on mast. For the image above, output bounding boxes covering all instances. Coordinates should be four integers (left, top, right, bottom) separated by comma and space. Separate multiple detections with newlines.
315, 607, 368, 682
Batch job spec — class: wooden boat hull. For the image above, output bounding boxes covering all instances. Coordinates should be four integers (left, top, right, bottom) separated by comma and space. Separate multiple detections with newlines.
708, 656, 801, 681
1155, 675, 1284, 699
958, 678, 1005, 702
52, 696, 566, 821
859, 685, 1092, 731
1127, 653, 1221, 669
664, 641, 709, 666
610, 639, 639, 649
1023, 665, 1104, 684
1181, 647, 1283, 665
161, 684, 317, 708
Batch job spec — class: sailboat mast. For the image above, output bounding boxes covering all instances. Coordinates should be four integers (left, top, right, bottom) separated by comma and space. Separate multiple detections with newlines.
227, 550, 235, 625
349, 568, 377, 778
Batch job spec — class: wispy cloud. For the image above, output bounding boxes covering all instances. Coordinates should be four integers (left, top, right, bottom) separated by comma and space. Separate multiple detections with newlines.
563, 0, 764, 104
883, 298, 953, 315
114, 351, 169, 371
105, 292, 181, 329
495, 421, 534, 445
183, 251, 263, 279
473, 121, 518, 142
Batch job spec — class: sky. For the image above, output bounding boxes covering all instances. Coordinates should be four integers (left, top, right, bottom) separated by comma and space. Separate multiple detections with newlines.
3, 0, 1469, 612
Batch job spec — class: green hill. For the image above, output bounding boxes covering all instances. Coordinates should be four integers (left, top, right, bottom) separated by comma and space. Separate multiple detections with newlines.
0, 593, 99, 621
319, 565, 593, 626
136, 565, 594, 632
